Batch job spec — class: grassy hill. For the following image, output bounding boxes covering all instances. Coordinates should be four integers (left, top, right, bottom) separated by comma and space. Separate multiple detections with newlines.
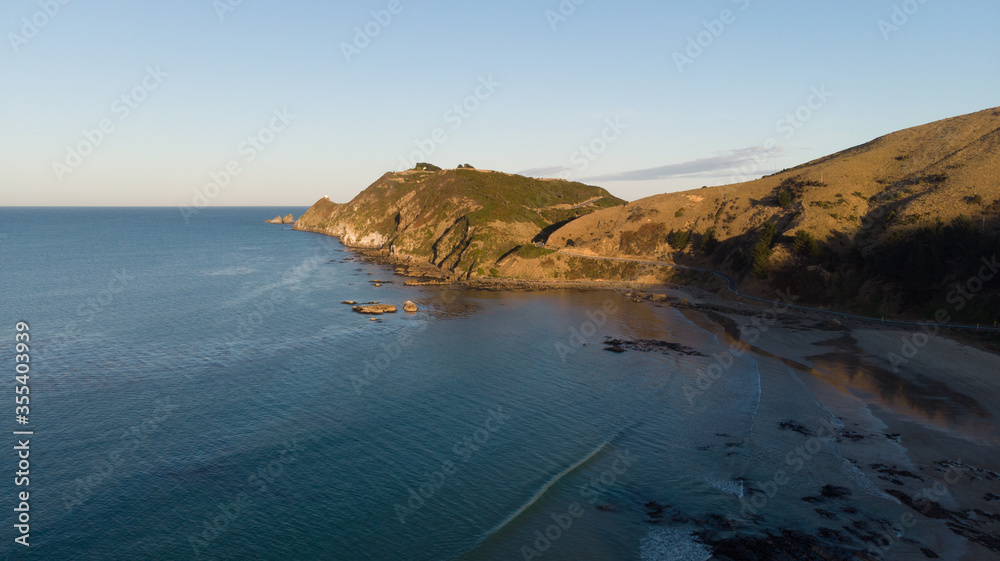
294, 166, 624, 279
531, 106, 1000, 322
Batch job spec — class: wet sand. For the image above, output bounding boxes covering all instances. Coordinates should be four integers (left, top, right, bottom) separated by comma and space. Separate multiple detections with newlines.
686, 296, 1000, 560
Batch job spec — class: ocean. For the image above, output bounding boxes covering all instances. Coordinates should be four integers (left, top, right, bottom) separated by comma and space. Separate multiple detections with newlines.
0, 208, 924, 560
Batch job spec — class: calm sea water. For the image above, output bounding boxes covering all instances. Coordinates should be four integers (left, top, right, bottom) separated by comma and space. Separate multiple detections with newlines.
0, 208, 909, 560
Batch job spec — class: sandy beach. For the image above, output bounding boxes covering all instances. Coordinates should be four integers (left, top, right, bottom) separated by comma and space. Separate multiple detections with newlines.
668, 286, 1000, 560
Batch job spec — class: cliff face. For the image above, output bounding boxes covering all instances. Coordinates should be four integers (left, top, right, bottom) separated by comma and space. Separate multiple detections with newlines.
294, 168, 624, 278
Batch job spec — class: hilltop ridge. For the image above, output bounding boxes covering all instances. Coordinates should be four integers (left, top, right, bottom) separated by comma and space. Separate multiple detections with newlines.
294, 166, 624, 279
525, 106, 1000, 321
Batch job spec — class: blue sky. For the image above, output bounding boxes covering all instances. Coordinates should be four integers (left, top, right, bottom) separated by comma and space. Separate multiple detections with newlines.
1, 0, 998, 206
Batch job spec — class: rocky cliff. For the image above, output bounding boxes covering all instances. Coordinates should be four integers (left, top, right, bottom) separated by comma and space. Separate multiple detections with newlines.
294, 167, 624, 279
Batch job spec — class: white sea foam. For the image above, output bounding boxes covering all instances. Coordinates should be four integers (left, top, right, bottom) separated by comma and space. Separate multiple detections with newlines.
704, 476, 744, 498
747, 359, 762, 439
842, 458, 901, 504
481, 439, 613, 541
201, 266, 254, 276
640, 528, 713, 561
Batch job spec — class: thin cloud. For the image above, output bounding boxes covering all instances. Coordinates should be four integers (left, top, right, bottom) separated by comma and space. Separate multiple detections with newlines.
582, 147, 783, 182
515, 165, 572, 177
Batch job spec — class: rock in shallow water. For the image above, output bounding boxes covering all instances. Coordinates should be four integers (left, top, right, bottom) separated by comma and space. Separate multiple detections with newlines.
353, 304, 397, 315
403, 300, 418, 312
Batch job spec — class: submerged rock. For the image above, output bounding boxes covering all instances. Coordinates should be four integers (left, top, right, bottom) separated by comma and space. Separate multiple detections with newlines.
696, 528, 859, 560
603, 337, 704, 356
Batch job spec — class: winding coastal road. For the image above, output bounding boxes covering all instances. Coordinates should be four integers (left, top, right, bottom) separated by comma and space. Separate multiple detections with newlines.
556, 249, 1000, 333
569, 196, 605, 209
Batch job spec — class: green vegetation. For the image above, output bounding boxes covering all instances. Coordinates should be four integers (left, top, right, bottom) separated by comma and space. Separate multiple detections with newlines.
698, 228, 719, 255
810, 199, 846, 209
515, 245, 556, 258
564, 256, 646, 281
872, 215, 996, 304
772, 176, 825, 207
668, 229, 690, 250
777, 190, 793, 207
765, 212, 1000, 322
674, 207, 686, 218
790, 230, 820, 257
414, 162, 442, 171
751, 222, 777, 278
730, 247, 746, 270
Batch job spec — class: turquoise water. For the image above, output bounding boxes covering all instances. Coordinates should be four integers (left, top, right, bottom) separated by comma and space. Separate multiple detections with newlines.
0, 208, 907, 560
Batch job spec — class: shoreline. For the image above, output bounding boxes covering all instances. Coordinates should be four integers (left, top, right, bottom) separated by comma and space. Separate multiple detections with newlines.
677, 302, 1000, 559
312, 236, 999, 353
297, 224, 1000, 332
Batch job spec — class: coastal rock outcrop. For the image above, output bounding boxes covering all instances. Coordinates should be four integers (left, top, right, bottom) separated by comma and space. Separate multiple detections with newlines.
266, 214, 296, 224
292, 166, 624, 279
352, 304, 397, 315
403, 301, 418, 312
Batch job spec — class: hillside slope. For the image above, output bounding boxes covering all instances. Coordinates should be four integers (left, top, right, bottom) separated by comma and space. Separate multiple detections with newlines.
294, 167, 624, 279
529, 106, 1000, 320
